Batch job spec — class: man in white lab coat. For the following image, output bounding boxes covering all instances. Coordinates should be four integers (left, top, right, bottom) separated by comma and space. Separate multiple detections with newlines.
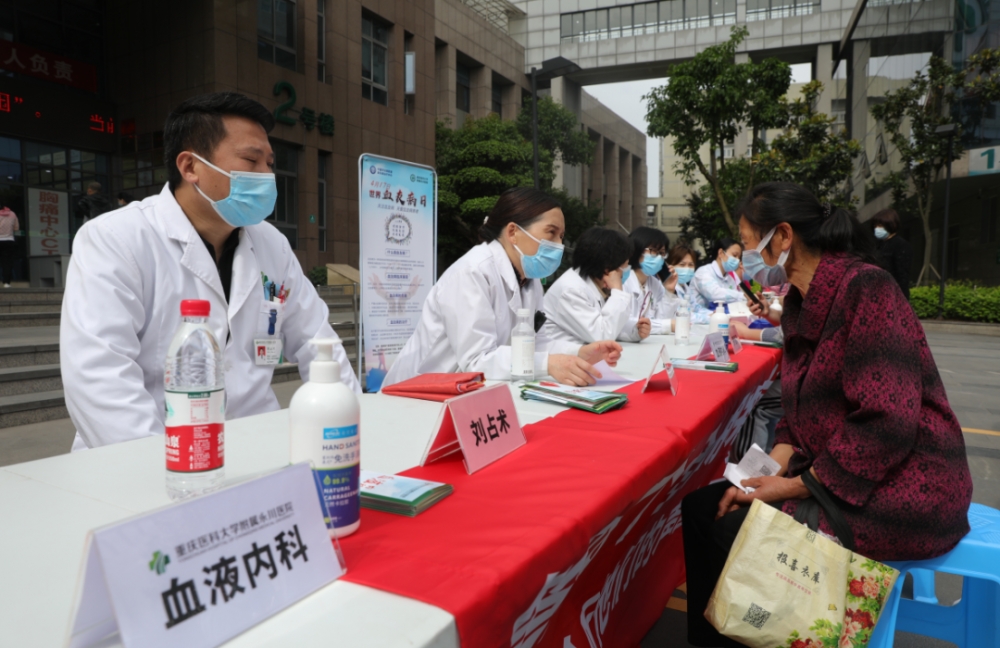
62, 92, 359, 450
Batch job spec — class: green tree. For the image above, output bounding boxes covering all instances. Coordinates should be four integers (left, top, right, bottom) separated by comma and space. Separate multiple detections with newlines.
870, 51, 1000, 285
679, 81, 860, 251
645, 26, 791, 235
516, 96, 596, 168
436, 111, 603, 271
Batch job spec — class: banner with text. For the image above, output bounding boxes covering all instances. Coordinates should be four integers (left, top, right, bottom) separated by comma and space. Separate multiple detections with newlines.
27, 187, 70, 256
358, 154, 436, 392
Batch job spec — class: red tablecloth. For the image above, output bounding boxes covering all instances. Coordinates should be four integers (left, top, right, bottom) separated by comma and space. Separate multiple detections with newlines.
340, 346, 781, 648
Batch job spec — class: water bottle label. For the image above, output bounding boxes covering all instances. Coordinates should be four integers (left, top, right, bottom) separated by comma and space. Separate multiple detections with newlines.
511, 336, 535, 377
315, 465, 360, 530
165, 389, 225, 472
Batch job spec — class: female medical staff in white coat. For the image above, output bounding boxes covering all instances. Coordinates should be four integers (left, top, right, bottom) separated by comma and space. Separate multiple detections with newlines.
61, 92, 359, 451
542, 226, 648, 344
690, 237, 745, 309
660, 244, 711, 324
622, 226, 678, 337
382, 188, 622, 388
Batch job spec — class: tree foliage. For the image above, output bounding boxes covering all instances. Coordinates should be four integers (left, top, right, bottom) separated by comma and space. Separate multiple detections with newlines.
870, 51, 1000, 285
436, 109, 603, 272
516, 96, 596, 168
679, 81, 860, 252
645, 26, 791, 234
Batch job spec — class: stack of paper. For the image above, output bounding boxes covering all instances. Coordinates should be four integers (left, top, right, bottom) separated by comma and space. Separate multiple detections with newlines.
724, 444, 782, 494
520, 381, 628, 414
359, 470, 454, 517
672, 359, 739, 372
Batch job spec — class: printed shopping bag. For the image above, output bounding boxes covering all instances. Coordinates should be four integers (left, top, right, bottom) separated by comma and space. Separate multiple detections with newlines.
705, 497, 899, 648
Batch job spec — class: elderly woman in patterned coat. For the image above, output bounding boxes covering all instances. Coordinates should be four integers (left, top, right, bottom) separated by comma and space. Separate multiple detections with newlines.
680, 182, 972, 648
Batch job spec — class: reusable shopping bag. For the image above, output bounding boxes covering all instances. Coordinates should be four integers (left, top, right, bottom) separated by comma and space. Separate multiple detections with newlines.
705, 473, 899, 648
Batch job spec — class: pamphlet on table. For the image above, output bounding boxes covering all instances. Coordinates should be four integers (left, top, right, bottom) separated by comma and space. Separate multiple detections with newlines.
359, 470, 453, 517
519, 381, 628, 414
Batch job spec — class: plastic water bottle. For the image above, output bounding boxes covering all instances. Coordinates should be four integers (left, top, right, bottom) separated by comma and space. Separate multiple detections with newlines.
510, 308, 535, 381
164, 299, 225, 500
674, 297, 691, 345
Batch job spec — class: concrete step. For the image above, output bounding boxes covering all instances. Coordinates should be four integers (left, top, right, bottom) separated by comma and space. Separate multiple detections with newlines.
0, 288, 64, 304
0, 312, 61, 328
0, 343, 60, 369
0, 390, 68, 428
0, 301, 62, 313
0, 356, 361, 428
0, 364, 62, 396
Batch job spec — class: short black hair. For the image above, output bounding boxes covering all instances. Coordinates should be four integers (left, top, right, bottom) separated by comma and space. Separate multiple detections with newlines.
480, 187, 561, 242
164, 92, 275, 191
628, 226, 670, 269
712, 237, 741, 259
871, 208, 900, 234
572, 226, 631, 281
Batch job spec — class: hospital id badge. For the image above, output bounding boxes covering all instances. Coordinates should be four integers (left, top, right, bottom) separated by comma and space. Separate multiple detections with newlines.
254, 338, 283, 366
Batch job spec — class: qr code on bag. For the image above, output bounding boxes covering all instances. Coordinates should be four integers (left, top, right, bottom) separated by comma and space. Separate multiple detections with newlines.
742, 603, 771, 629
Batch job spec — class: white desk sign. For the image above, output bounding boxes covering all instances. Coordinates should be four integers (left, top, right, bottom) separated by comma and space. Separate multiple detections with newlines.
697, 332, 730, 363
731, 334, 743, 355
641, 345, 678, 395
67, 463, 344, 648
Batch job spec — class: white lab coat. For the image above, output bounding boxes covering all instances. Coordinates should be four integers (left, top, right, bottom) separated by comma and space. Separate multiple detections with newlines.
690, 261, 745, 309
62, 184, 359, 450
622, 272, 679, 336
381, 240, 580, 387
541, 268, 634, 344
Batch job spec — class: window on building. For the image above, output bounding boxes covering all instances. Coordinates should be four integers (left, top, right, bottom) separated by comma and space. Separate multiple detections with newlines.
947, 225, 960, 277
317, 0, 327, 82
982, 196, 998, 244
559, 0, 736, 41
363, 14, 389, 106
318, 154, 328, 253
456, 63, 471, 113
258, 0, 296, 71
267, 142, 298, 249
492, 84, 503, 116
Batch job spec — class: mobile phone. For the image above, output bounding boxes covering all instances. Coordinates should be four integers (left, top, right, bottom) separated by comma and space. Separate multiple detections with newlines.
738, 281, 762, 306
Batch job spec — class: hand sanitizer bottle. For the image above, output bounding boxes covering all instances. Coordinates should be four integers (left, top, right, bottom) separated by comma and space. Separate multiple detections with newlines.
710, 304, 730, 345
289, 339, 361, 538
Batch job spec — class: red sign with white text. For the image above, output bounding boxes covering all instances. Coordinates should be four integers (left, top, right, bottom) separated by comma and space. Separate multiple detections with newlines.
0, 40, 98, 93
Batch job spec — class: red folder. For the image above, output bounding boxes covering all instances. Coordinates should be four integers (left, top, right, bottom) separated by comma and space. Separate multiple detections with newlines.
381, 372, 486, 402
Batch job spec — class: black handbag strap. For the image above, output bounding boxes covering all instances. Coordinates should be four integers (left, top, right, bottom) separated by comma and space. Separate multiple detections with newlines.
798, 471, 856, 551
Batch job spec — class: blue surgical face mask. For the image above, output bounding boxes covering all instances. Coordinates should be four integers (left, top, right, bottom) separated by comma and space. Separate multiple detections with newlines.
675, 267, 695, 284
722, 254, 741, 273
514, 225, 564, 279
742, 226, 789, 287
191, 153, 278, 228
621, 267, 631, 285
640, 253, 664, 277
874, 226, 889, 240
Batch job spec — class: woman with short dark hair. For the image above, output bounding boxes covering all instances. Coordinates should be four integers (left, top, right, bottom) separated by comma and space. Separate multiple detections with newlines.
681, 182, 972, 648
621, 227, 679, 337
542, 226, 642, 344
690, 237, 745, 309
383, 187, 622, 388
871, 208, 912, 299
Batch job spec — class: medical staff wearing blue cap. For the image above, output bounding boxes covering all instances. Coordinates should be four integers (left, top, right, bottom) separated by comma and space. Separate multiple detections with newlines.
383, 187, 622, 389
62, 92, 359, 451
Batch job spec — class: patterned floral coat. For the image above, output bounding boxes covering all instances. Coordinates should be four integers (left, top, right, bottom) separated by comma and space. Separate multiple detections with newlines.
775, 253, 971, 560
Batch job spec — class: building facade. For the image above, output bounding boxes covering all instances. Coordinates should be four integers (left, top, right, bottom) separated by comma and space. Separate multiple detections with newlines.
0, 0, 645, 286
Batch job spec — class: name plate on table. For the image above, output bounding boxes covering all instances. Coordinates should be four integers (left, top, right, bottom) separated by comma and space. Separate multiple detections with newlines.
731, 334, 743, 355
696, 332, 731, 363
641, 344, 678, 395
67, 463, 344, 648
420, 383, 526, 474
